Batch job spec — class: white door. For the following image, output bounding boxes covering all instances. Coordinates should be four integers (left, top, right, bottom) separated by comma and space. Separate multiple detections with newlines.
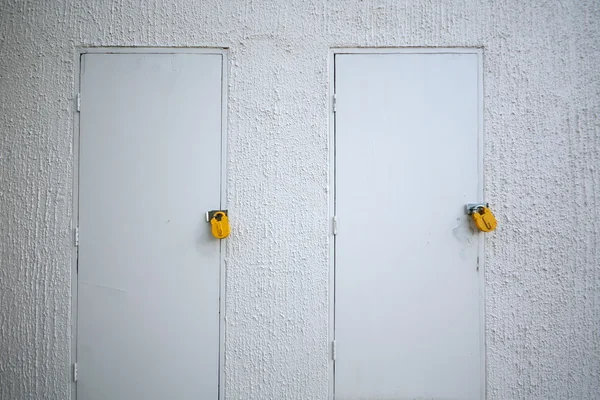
76, 52, 225, 400
334, 51, 484, 399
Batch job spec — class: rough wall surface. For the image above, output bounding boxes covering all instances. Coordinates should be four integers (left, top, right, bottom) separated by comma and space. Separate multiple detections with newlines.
1, 0, 599, 399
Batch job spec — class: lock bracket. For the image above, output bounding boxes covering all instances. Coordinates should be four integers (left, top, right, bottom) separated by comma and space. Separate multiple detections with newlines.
206, 209, 228, 222
465, 203, 489, 215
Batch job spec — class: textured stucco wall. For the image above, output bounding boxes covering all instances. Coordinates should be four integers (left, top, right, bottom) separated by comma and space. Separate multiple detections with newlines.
1, 1, 599, 399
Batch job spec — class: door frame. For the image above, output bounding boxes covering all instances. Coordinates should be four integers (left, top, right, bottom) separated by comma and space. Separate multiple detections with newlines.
70, 47, 229, 400
328, 47, 485, 400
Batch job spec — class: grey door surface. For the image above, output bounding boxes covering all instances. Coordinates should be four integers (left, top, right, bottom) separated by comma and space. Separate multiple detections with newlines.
77, 52, 224, 400
334, 52, 484, 399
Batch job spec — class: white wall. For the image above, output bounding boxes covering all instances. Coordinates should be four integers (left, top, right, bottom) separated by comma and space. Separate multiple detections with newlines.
1, 1, 599, 399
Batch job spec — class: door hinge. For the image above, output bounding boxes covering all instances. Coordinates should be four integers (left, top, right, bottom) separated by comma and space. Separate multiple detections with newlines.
76, 93, 81, 112
74, 227, 79, 247
332, 216, 338, 236
332, 340, 337, 361
332, 94, 337, 113
72, 362, 78, 382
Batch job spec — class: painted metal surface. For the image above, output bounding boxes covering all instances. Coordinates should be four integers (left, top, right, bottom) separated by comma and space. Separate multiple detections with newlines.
76, 53, 223, 399
334, 52, 483, 399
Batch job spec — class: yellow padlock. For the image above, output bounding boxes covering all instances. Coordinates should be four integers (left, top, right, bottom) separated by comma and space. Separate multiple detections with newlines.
210, 211, 230, 239
472, 206, 497, 232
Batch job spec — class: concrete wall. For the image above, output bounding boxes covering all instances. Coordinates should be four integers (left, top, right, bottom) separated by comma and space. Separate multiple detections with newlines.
1, 1, 599, 399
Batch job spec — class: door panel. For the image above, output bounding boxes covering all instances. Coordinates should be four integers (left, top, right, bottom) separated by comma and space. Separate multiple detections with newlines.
334, 52, 483, 399
77, 53, 223, 400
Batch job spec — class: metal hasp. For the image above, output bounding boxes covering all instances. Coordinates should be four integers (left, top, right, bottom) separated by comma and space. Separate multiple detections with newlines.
205, 209, 228, 222
465, 203, 489, 215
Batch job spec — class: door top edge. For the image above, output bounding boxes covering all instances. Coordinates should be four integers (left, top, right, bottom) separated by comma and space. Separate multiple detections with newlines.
77, 47, 228, 55
331, 47, 483, 56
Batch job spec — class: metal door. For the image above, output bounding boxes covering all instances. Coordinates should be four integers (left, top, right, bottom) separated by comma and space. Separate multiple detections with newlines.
76, 52, 225, 399
333, 51, 484, 399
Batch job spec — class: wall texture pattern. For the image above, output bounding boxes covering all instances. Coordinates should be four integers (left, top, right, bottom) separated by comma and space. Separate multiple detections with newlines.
1, 1, 599, 399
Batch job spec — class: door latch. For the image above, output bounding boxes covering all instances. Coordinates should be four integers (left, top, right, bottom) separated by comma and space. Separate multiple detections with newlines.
207, 210, 230, 239
466, 203, 497, 232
